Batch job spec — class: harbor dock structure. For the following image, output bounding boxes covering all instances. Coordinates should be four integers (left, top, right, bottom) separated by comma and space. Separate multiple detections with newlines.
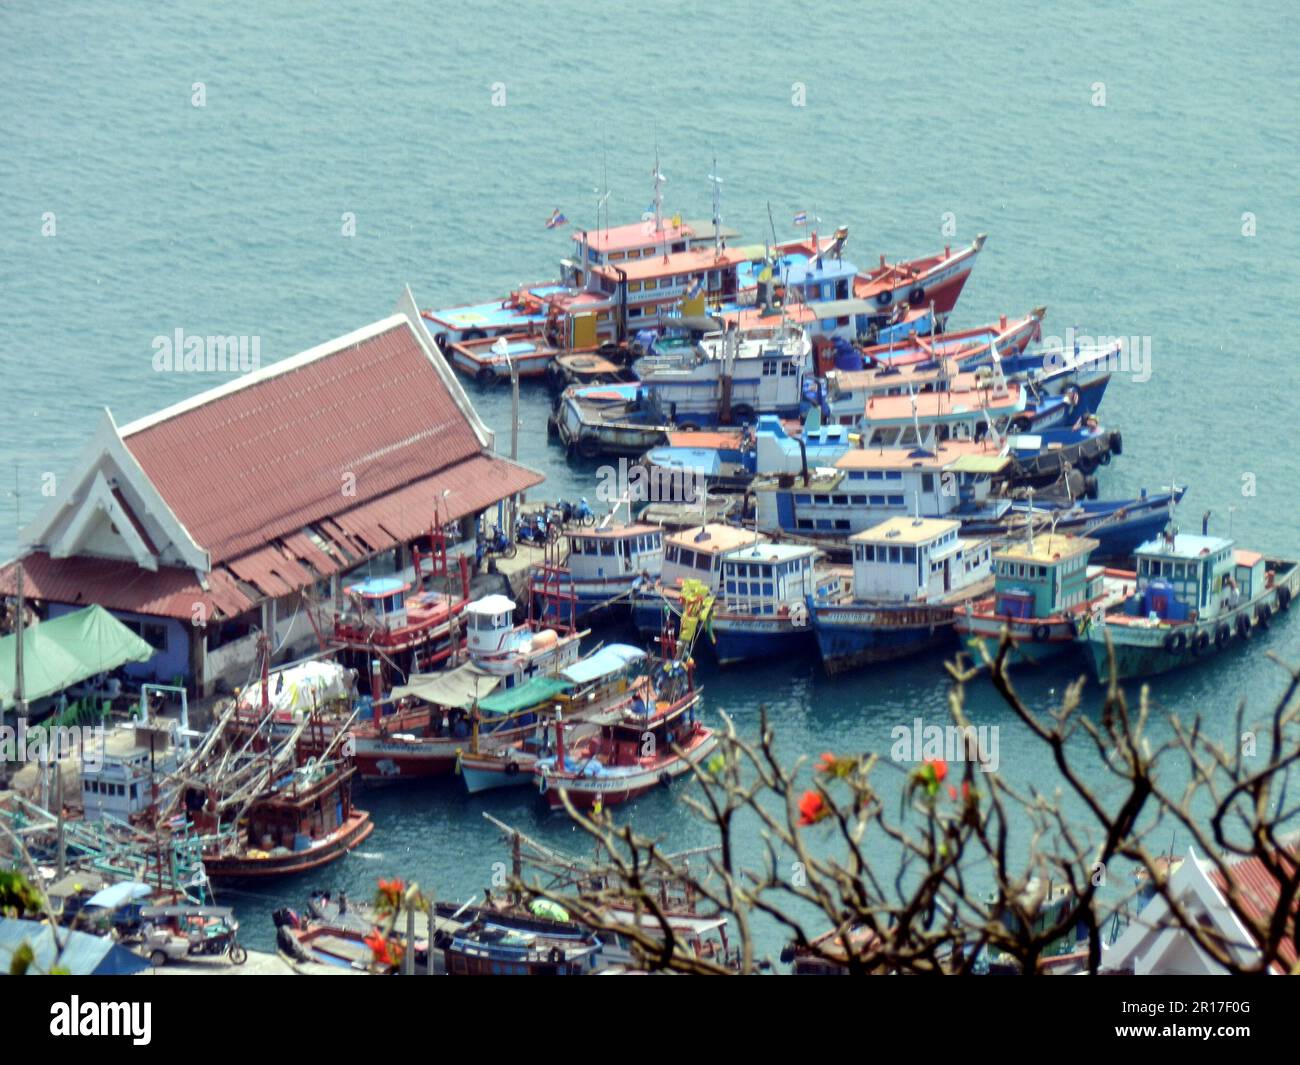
0, 288, 542, 698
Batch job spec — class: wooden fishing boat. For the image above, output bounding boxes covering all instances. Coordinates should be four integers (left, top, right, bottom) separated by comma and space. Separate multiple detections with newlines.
954, 532, 1134, 665
1081, 520, 1299, 680
808, 517, 995, 673
535, 664, 715, 810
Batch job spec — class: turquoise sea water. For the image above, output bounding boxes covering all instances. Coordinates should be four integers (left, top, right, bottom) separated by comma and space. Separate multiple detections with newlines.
3, 3, 1299, 956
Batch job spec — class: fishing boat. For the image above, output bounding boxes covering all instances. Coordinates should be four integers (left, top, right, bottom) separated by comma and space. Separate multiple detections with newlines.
1081, 519, 1299, 680
551, 381, 674, 458
464, 594, 584, 686
458, 644, 651, 794
753, 443, 1182, 562
326, 520, 472, 675
437, 911, 605, 975
533, 523, 664, 620
198, 756, 373, 879
534, 660, 714, 810
954, 532, 1135, 665
707, 542, 848, 665
630, 522, 766, 637
808, 517, 994, 672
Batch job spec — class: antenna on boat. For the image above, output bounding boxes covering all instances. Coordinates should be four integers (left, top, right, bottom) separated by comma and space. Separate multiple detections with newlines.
708, 160, 723, 258
652, 146, 667, 234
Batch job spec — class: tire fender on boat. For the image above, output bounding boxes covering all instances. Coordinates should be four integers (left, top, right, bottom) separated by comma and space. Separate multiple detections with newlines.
1163, 630, 1186, 654
875, 290, 892, 308
1215, 623, 1231, 647
577, 435, 602, 459
1032, 623, 1051, 642
1235, 613, 1252, 639
1277, 585, 1292, 611
907, 286, 926, 307
1193, 631, 1210, 655
1256, 604, 1272, 628
657, 771, 672, 788
505, 761, 520, 777
476, 367, 496, 385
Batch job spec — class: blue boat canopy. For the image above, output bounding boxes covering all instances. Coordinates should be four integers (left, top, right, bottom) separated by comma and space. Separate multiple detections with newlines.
561, 644, 647, 686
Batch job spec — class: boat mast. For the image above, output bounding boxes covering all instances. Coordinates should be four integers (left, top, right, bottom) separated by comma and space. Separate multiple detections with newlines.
708, 159, 723, 258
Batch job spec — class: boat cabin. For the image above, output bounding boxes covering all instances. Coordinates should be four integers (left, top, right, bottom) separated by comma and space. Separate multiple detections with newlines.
342, 576, 410, 631
719, 543, 828, 615
991, 534, 1102, 619
1124, 531, 1237, 622
752, 414, 853, 475
859, 381, 1024, 445
848, 517, 991, 602
754, 444, 1009, 538
81, 720, 182, 821
566, 524, 663, 581
661, 524, 766, 594
465, 595, 520, 657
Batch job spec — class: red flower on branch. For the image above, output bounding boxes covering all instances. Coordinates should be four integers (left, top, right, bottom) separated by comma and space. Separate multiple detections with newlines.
798, 790, 831, 826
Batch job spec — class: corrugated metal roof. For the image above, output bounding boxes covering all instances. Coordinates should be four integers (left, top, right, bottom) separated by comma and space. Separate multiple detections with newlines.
0, 552, 231, 621
121, 320, 485, 564
1208, 847, 1299, 972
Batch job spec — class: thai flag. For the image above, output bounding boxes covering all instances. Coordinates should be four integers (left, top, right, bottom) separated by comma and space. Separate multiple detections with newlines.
793, 211, 808, 227
545, 209, 568, 229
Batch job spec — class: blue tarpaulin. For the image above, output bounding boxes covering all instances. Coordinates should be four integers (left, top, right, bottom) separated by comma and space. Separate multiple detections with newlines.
0, 918, 150, 975
561, 644, 646, 686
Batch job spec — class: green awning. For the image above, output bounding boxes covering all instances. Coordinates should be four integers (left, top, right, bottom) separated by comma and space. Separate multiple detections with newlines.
0, 605, 155, 711
477, 676, 572, 716
391, 662, 501, 710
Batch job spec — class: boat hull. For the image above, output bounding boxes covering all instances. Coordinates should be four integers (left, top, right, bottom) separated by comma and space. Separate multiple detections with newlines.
709, 614, 817, 666
204, 813, 374, 880
810, 602, 958, 673
537, 728, 718, 810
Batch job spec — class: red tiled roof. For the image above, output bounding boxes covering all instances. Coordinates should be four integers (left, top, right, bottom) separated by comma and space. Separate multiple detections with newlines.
0, 453, 541, 620
0, 553, 229, 621
121, 320, 484, 564
1208, 846, 1300, 973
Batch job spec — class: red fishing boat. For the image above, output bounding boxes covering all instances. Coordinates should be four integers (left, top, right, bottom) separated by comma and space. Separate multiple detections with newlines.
534, 659, 715, 810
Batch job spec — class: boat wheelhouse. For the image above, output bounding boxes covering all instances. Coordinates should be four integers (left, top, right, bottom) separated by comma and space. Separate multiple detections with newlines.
808, 517, 995, 673
630, 323, 812, 428
630, 523, 766, 635
464, 594, 584, 687
545, 524, 664, 619
552, 381, 674, 458
1082, 524, 1299, 680
754, 443, 1012, 542
708, 542, 844, 665
954, 533, 1134, 664
80, 718, 185, 822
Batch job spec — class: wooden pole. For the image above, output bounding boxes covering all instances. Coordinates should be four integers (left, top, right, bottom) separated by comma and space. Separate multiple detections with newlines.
404, 905, 415, 975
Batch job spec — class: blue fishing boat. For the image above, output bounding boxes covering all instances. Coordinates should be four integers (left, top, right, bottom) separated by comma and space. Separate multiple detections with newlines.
707, 542, 846, 666
808, 517, 994, 673
630, 523, 766, 637
1081, 519, 1299, 680
532, 523, 664, 620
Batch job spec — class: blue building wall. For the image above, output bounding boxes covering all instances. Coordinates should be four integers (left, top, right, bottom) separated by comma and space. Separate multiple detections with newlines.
45, 602, 192, 683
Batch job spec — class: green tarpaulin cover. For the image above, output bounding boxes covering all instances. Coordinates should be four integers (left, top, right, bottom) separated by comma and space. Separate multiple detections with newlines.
477, 675, 572, 716
0, 605, 155, 711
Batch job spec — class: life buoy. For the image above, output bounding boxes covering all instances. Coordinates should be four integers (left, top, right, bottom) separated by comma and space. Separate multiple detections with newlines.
1033, 624, 1051, 642
1164, 630, 1187, 654
1215, 623, 1231, 648
1235, 613, 1251, 639
505, 761, 520, 777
